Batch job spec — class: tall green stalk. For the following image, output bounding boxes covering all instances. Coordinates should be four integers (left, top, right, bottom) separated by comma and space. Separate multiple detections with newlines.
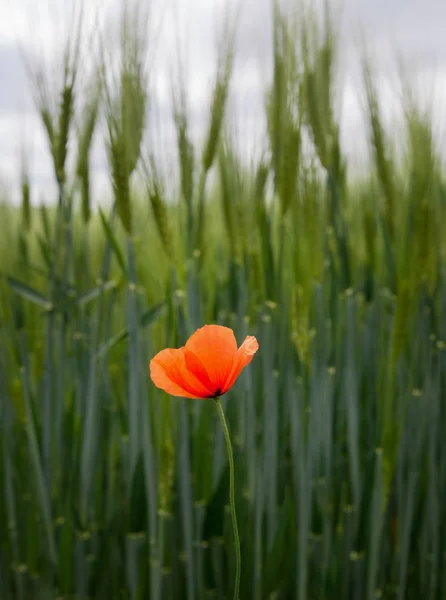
214, 397, 241, 600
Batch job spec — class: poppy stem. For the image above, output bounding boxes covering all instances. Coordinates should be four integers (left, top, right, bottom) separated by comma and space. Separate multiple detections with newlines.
214, 397, 241, 600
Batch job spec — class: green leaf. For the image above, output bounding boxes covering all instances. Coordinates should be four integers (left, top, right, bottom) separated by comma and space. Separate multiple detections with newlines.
97, 301, 167, 358
77, 279, 118, 307
3, 274, 52, 310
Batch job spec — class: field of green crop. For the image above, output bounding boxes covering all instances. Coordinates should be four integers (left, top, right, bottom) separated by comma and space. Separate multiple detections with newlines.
1, 1, 446, 599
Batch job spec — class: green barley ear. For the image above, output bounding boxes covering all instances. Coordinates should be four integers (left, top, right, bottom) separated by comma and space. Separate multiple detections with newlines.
266, 1, 302, 216
20, 149, 32, 232
40, 103, 56, 165
24, 5, 83, 188
400, 78, 439, 298
118, 3, 149, 179
102, 1, 150, 235
142, 157, 174, 261
76, 79, 101, 224
302, 4, 340, 175
201, 23, 236, 175
79, 168, 91, 225
300, 2, 348, 200
55, 76, 76, 185
362, 53, 396, 240
254, 162, 269, 201
120, 66, 147, 177
218, 137, 240, 262
107, 121, 132, 234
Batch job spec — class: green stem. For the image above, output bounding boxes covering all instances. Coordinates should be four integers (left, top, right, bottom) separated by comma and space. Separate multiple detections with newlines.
214, 397, 241, 600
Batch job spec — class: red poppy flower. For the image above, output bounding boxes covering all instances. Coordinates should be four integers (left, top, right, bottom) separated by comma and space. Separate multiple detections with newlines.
150, 324, 259, 399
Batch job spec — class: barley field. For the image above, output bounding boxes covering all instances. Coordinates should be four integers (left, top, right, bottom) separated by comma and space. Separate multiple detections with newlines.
1, 1, 446, 599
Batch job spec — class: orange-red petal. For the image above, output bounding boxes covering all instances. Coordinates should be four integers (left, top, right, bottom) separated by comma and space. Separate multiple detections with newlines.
150, 347, 214, 399
184, 325, 238, 396
221, 335, 259, 394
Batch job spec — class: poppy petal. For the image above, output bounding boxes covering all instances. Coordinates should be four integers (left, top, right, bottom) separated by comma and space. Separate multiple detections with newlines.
222, 335, 259, 394
183, 350, 214, 394
184, 325, 238, 395
150, 347, 213, 399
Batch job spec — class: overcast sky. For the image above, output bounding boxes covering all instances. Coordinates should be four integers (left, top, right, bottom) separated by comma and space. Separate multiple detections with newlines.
1, 0, 446, 203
